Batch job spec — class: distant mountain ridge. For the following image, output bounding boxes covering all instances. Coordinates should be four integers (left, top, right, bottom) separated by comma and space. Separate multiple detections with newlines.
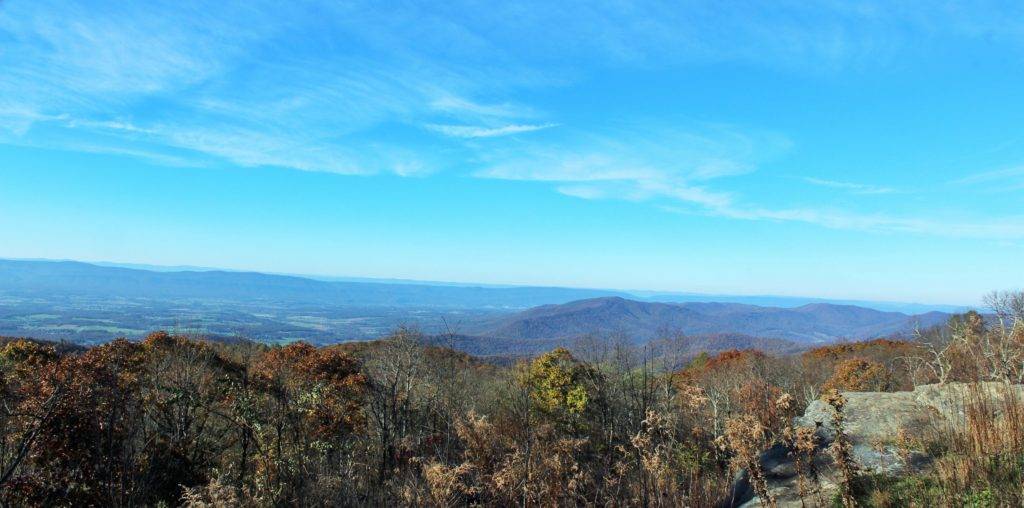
0, 259, 966, 313
466, 296, 950, 343
0, 259, 626, 309
0, 259, 957, 349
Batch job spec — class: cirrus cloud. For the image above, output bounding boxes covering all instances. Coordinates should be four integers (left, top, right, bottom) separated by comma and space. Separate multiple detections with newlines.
426, 123, 557, 138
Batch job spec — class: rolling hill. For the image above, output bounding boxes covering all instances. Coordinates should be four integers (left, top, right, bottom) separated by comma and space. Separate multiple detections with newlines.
466, 296, 950, 343
0, 260, 956, 348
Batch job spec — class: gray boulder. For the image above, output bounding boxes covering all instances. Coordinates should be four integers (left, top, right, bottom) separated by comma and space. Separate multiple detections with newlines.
732, 382, 1024, 507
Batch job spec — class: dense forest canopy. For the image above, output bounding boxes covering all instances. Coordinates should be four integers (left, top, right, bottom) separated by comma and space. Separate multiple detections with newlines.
1, 291, 1023, 506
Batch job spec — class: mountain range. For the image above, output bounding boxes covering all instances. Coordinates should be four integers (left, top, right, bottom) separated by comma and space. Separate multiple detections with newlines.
466, 296, 950, 344
0, 259, 620, 309
0, 259, 964, 313
0, 259, 958, 349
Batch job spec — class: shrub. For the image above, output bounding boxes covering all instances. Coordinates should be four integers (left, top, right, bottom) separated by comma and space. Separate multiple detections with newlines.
822, 358, 891, 392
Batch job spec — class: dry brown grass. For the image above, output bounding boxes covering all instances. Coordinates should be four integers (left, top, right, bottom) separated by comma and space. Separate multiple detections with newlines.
927, 383, 1024, 505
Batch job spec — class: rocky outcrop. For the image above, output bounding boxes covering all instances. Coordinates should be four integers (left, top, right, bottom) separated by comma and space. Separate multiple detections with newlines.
730, 382, 1024, 507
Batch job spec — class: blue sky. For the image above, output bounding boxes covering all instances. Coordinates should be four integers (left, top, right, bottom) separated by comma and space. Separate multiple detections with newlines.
1, 1, 1023, 305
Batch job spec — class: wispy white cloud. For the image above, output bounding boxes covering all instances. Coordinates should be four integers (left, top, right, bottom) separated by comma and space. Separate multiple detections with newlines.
13, 113, 436, 176
556, 185, 608, 200
951, 166, 1024, 186
0, 2, 270, 106
429, 96, 533, 120
426, 123, 556, 138
802, 177, 896, 195
383, 1, 1024, 74
664, 201, 1024, 240
0, 105, 69, 135
138, 124, 437, 176
61, 143, 204, 169
3, 0, 1023, 177
472, 124, 1024, 240
0, 1, 544, 175
708, 185, 1024, 240
2, 0, 1023, 243
473, 125, 782, 209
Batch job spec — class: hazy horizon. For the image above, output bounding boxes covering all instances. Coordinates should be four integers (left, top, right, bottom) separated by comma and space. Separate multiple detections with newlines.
0, 256, 975, 309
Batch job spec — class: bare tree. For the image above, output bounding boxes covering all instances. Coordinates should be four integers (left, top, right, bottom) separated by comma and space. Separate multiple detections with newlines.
363, 328, 429, 488
906, 325, 962, 385
983, 291, 1024, 383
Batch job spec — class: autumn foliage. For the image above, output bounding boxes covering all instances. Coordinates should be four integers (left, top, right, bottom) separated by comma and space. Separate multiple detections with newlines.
1, 295, 1022, 506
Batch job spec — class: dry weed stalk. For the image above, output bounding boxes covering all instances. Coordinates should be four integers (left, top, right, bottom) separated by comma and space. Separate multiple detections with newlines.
720, 414, 775, 508
181, 477, 241, 508
422, 461, 478, 506
776, 391, 822, 508
781, 425, 821, 508
823, 389, 857, 508
629, 410, 682, 507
